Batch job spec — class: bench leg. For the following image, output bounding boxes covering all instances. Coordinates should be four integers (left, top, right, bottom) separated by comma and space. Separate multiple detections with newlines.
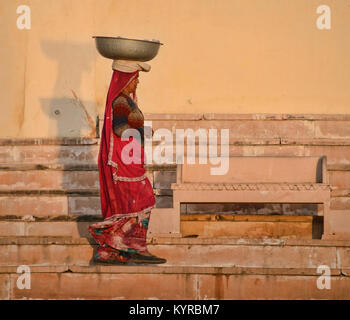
321, 199, 332, 240
148, 207, 182, 237
172, 199, 181, 236
147, 198, 182, 237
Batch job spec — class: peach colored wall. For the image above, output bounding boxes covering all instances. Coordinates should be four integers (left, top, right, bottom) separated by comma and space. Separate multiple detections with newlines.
0, 0, 349, 138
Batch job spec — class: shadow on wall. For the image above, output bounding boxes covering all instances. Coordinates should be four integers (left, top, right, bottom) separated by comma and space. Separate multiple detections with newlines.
40, 40, 97, 138
40, 40, 102, 249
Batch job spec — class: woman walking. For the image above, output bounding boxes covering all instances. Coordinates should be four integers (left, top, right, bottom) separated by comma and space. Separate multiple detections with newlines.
89, 60, 166, 265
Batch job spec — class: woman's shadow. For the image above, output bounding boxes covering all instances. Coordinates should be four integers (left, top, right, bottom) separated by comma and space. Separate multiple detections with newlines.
40, 39, 102, 264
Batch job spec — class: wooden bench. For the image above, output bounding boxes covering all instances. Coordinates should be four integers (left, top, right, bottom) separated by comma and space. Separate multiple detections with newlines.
170, 156, 331, 239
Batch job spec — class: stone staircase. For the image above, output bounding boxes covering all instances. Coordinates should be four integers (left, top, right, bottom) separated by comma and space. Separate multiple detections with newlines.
0, 136, 350, 299
1, 235, 350, 299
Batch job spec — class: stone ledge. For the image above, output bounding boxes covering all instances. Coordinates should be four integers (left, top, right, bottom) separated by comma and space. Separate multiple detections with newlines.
0, 138, 99, 146
5, 271, 350, 299
171, 183, 330, 191
1, 138, 349, 146
328, 164, 350, 171
331, 189, 350, 197
0, 164, 176, 172
203, 114, 350, 121
0, 164, 99, 171
0, 265, 344, 276
1, 236, 350, 247
0, 214, 101, 222
281, 139, 350, 146
0, 190, 100, 196
0, 236, 91, 245
180, 214, 313, 222
0, 163, 347, 176
99, 113, 350, 121
144, 164, 177, 171
149, 237, 350, 247
0, 265, 70, 273
231, 139, 281, 145
0, 163, 347, 172
144, 113, 203, 120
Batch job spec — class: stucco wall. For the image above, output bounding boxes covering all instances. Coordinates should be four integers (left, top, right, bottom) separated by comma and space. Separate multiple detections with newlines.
1, 0, 349, 137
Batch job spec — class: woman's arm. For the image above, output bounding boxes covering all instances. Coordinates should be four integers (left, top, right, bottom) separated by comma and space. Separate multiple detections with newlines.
112, 96, 144, 144
112, 96, 132, 136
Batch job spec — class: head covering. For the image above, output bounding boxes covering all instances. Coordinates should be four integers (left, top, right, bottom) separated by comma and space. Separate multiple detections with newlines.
99, 70, 147, 219
99, 70, 137, 218
112, 60, 151, 73
106, 70, 139, 107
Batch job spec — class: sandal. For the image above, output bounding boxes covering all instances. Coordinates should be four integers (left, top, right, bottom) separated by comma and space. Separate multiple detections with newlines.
130, 253, 167, 264
93, 257, 127, 265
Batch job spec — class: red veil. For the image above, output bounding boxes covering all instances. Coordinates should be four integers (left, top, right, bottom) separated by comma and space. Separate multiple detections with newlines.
98, 70, 155, 220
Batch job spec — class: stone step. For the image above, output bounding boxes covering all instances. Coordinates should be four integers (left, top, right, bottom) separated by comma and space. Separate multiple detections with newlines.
0, 191, 347, 217
1, 236, 350, 269
1, 264, 349, 299
1, 141, 350, 167
0, 194, 174, 217
0, 170, 100, 191
0, 194, 101, 216
0, 168, 348, 197
180, 215, 318, 239
0, 220, 94, 238
0, 164, 176, 185
0, 144, 99, 166
1, 164, 344, 196
0, 214, 323, 239
0, 211, 345, 239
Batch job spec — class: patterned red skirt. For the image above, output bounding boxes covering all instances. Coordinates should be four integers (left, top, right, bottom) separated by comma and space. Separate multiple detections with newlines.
89, 177, 155, 263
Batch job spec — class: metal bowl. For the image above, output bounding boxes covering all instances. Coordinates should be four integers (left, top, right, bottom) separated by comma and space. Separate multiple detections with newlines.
93, 36, 163, 62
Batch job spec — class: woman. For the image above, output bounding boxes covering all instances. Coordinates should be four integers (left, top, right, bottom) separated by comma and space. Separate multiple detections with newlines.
88, 62, 166, 265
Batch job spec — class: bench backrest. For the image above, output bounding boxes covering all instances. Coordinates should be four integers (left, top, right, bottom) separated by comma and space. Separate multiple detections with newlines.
178, 156, 328, 184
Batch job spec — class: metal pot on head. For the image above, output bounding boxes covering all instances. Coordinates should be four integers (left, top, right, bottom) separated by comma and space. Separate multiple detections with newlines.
93, 36, 163, 62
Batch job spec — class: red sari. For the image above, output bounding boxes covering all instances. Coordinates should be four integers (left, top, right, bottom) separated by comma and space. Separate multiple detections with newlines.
88, 70, 156, 263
